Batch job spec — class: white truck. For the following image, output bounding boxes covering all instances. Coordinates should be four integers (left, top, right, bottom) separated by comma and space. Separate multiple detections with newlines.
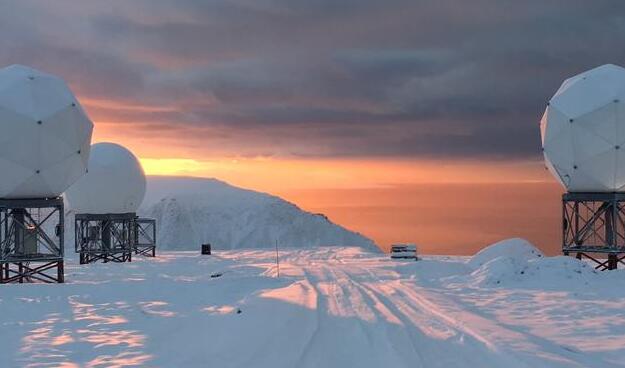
390, 243, 418, 260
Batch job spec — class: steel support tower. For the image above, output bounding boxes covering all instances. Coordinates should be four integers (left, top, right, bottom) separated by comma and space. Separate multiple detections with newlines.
0, 198, 64, 283
75, 213, 135, 264
563, 192, 625, 270
134, 217, 156, 257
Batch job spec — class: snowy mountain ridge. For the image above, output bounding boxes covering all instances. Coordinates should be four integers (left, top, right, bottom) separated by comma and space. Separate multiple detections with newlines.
138, 176, 379, 252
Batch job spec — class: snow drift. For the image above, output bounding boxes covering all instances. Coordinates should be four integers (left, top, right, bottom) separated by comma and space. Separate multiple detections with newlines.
467, 238, 544, 269
136, 176, 379, 252
440, 238, 597, 288
463, 255, 598, 288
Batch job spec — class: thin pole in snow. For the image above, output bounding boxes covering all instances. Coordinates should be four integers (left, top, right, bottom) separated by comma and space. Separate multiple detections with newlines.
275, 238, 280, 278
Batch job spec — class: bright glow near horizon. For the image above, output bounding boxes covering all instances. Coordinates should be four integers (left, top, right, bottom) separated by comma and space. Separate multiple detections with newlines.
138, 156, 553, 193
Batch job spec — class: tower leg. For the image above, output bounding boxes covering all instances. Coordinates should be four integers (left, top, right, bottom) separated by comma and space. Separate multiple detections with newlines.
608, 254, 618, 270
58, 261, 64, 283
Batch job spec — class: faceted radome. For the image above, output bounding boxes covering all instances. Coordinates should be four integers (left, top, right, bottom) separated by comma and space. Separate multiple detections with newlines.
540, 64, 625, 192
0, 64, 93, 198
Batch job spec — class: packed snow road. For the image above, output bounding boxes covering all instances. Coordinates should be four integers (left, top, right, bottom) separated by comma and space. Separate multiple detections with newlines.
0, 246, 624, 367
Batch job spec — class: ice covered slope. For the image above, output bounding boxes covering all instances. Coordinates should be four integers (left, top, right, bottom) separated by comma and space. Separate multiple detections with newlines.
140, 176, 379, 252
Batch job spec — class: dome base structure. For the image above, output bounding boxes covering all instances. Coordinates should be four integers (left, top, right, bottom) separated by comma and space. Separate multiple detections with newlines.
0, 197, 64, 284
562, 192, 625, 270
75, 212, 136, 264
135, 217, 156, 257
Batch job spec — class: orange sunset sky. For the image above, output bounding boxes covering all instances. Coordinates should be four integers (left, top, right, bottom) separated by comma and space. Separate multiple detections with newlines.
86, 96, 553, 192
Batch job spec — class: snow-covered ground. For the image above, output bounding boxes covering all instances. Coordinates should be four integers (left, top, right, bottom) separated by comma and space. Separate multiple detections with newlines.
1, 240, 625, 367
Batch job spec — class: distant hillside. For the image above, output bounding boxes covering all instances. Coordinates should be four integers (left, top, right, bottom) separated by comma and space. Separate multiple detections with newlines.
136, 176, 379, 252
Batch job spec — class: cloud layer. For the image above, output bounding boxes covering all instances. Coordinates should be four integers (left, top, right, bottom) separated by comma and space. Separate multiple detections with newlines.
1, 0, 624, 159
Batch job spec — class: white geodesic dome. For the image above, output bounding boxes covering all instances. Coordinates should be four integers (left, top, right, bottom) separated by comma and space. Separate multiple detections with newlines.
65, 142, 146, 214
540, 64, 625, 192
0, 64, 93, 198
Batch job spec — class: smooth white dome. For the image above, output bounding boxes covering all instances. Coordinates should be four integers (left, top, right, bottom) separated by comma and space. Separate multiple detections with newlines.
0, 64, 93, 198
540, 64, 625, 192
65, 143, 146, 214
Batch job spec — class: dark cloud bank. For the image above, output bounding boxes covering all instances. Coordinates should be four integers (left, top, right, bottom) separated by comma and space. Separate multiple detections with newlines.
0, 0, 624, 159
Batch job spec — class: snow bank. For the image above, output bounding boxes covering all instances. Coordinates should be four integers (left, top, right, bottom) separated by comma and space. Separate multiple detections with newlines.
138, 176, 379, 252
468, 238, 544, 269
395, 239, 546, 286
464, 255, 598, 288
438, 238, 600, 289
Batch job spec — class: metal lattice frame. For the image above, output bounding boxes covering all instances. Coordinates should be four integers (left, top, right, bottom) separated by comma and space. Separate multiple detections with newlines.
563, 192, 625, 270
75, 213, 135, 264
0, 198, 64, 283
135, 218, 156, 257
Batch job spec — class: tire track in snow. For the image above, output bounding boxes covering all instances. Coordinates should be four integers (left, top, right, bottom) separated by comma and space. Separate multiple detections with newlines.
295, 256, 506, 367
360, 279, 530, 367
353, 256, 618, 367
341, 267, 517, 368
293, 268, 323, 368
231, 248, 618, 368
295, 262, 416, 368
324, 258, 589, 367
395, 282, 622, 368
344, 258, 610, 367
323, 266, 426, 368
380, 277, 619, 368
295, 265, 379, 367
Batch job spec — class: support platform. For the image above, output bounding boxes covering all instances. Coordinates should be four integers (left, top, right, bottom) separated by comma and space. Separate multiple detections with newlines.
75, 213, 135, 264
0, 198, 64, 283
134, 217, 156, 257
563, 192, 625, 270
